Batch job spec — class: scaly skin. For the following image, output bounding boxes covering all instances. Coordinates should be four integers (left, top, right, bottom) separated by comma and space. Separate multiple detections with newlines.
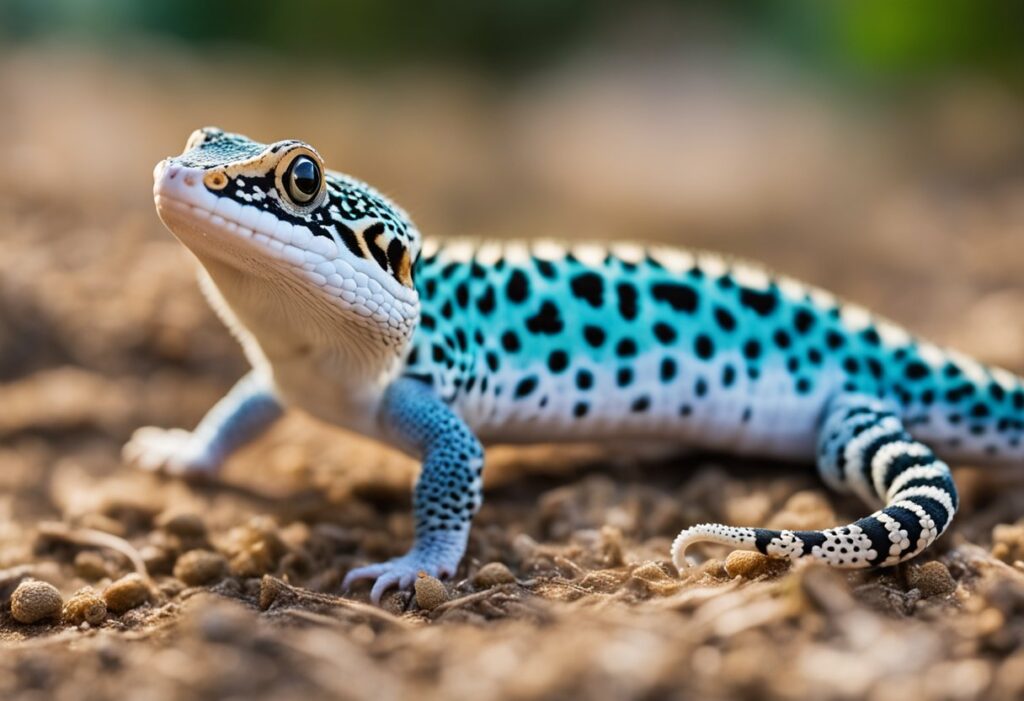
126, 127, 1023, 602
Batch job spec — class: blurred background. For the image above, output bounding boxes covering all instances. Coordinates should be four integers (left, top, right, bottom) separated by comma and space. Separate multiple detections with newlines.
0, 3, 1023, 699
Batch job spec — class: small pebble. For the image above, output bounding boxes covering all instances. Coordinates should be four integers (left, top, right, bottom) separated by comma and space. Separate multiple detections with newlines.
174, 549, 228, 586
103, 574, 151, 613
74, 551, 110, 581
472, 562, 516, 589
724, 550, 770, 579
157, 512, 207, 539
63, 588, 107, 626
11, 580, 63, 624
414, 572, 448, 610
907, 561, 956, 598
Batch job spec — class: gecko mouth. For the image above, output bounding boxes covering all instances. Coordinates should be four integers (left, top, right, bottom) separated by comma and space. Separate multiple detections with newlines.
153, 160, 340, 273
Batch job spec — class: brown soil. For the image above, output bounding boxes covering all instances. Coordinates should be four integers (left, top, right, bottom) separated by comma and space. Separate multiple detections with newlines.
1, 48, 1023, 700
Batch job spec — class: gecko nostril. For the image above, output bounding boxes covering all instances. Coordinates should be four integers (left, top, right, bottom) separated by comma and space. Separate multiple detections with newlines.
184, 174, 196, 186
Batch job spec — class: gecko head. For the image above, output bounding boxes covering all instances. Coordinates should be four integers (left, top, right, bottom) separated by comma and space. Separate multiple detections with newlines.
154, 127, 421, 361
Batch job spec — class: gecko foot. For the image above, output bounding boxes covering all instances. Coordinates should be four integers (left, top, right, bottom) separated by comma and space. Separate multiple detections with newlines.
343, 537, 465, 604
122, 427, 220, 479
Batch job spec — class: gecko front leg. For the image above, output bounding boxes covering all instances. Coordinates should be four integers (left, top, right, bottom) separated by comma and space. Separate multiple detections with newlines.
124, 371, 283, 477
343, 377, 484, 603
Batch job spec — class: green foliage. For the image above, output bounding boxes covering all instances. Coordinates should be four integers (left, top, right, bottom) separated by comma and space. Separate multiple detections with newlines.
1, 0, 1021, 83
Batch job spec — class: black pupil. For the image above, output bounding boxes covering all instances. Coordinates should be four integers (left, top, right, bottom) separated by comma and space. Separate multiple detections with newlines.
290, 158, 320, 197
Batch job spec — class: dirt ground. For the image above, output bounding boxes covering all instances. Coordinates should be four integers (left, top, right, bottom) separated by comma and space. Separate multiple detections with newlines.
1, 47, 1024, 700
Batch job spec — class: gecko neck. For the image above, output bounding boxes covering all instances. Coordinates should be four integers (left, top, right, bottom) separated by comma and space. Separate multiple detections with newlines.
194, 254, 411, 407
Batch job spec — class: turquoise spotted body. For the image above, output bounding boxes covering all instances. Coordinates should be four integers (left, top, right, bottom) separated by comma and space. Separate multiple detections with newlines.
135, 127, 1024, 601
406, 240, 1024, 463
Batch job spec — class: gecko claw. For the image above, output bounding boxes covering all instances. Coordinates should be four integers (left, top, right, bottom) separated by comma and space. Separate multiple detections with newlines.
343, 548, 461, 604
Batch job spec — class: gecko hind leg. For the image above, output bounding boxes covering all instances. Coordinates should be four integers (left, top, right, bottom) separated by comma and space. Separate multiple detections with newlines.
671, 393, 958, 570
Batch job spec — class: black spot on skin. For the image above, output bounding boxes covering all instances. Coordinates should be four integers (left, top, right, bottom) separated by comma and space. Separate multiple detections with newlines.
652, 283, 699, 313
335, 222, 365, 259
573, 402, 589, 418
971, 403, 991, 419
1013, 390, 1024, 410
788, 357, 800, 373
867, 358, 884, 379
548, 350, 569, 373
944, 363, 962, 378
406, 347, 419, 365
796, 378, 812, 394
506, 270, 529, 303
514, 377, 538, 398
774, 329, 792, 349
576, 369, 594, 390
695, 378, 708, 397
660, 358, 677, 382
455, 282, 469, 309
694, 334, 714, 360
570, 272, 604, 308
423, 279, 437, 299
921, 389, 935, 405
742, 407, 752, 422
501, 331, 520, 353
362, 223, 390, 270
722, 365, 736, 387
905, 361, 930, 380
826, 331, 845, 350
738, 286, 777, 316
470, 262, 486, 279
386, 238, 406, 276
861, 328, 881, 346
631, 396, 651, 412
583, 325, 606, 348
617, 368, 633, 387
421, 313, 436, 330
432, 344, 446, 363
793, 308, 816, 334
476, 286, 496, 314
616, 339, 638, 358
526, 301, 563, 335
654, 322, 677, 344
680, 404, 693, 416
441, 301, 453, 319
715, 307, 737, 332
844, 358, 860, 374
989, 383, 1006, 402
486, 352, 499, 372
743, 340, 761, 360
454, 328, 467, 351
808, 348, 823, 365
535, 259, 557, 279
617, 283, 639, 320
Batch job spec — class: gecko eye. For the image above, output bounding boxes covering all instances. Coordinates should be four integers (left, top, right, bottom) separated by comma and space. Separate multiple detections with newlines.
284, 156, 322, 205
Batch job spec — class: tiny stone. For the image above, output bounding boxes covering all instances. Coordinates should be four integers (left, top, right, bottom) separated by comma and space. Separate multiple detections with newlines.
74, 551, 110, 581
63, 588, 107, 626
414, 572, 447, 610
103, 573, 151, 613
472, 562, 516, 589
259, 575, 286, 611
173, 549, 227, 586
157, 512, 207, 539
11, 580, 63, 624
907, 561, 956, 598
724, 550, 770, 579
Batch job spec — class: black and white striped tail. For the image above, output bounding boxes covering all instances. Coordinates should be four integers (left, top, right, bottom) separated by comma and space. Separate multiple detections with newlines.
672, 394, 958, 570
